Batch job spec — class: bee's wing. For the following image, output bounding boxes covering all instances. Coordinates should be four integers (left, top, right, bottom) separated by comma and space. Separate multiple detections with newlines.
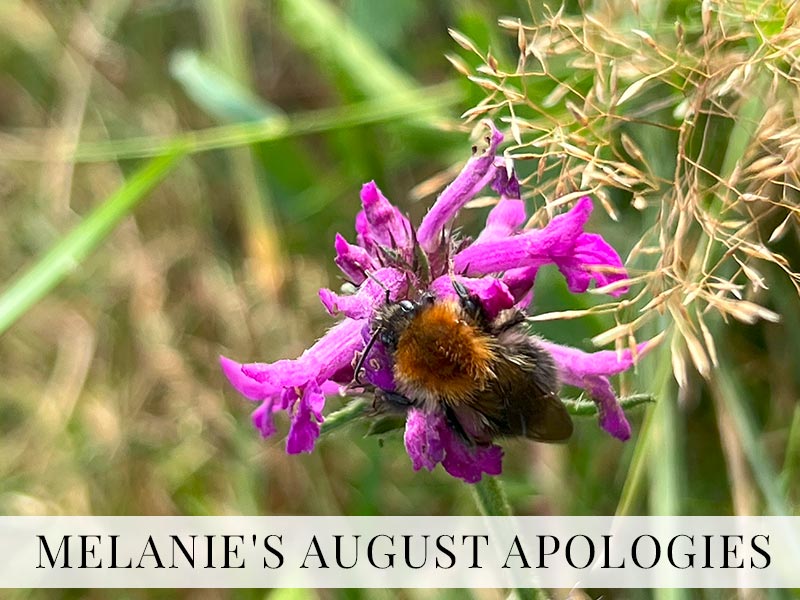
457, 382, 573, 443
479, 343, 573, 443
509, 390, 573, 442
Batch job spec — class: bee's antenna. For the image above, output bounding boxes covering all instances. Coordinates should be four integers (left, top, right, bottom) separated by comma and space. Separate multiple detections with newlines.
353, 270, 390, 385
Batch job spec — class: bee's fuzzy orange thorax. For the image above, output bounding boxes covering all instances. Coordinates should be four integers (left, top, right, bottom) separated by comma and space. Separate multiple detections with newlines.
393, 302, 495, 404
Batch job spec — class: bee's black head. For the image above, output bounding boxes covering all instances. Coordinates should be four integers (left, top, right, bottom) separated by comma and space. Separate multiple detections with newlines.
373, 297, 423, 351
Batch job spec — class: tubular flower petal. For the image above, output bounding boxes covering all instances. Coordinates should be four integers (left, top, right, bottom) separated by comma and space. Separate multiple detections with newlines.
403, 409, 445, 471
539, 339, 657, 441
417, 122, 504, 254
334, 233, 377, 284
454, 197, 627, 298
286, 381, 326, 454
502, 266, 540, 305
554, 232, 630, 297
490, 162, 521, 199
319, 267, 408, 319
453, 197, 593, 275
251, 399, 277, 438
355, 210, 376, 255
220, 318, 365, 454
360, 182, 413, 258
476, 198, 527, 242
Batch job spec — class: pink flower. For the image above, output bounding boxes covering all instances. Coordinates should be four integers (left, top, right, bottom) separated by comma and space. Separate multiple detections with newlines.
221, 121, 651, 482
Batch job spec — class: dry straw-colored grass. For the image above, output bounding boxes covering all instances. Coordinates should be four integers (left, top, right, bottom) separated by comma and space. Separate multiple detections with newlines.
446, 0, 800, 384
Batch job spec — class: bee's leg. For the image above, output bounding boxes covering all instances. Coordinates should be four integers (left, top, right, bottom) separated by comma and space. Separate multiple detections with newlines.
372, 388, 415, 413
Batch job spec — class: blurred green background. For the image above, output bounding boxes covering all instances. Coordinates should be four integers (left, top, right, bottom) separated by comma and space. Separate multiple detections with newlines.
1, 0, 798, 598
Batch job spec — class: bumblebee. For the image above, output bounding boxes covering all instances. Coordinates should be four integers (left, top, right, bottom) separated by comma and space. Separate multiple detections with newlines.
358, 281, 573, 445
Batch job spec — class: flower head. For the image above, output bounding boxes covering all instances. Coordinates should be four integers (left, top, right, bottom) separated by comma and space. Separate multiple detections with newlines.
221, 121, 653, 482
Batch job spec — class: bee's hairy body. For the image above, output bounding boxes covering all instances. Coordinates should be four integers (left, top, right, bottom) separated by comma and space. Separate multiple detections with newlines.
371, 286, 573, 444
392, 301, 496, 406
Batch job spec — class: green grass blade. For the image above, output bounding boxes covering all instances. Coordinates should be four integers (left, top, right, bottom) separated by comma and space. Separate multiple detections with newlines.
277, 0, 426, 103
615, 330, 671, 517
649, 345, 683, 516
0, 150, 184, 335
782, 404, 800, 501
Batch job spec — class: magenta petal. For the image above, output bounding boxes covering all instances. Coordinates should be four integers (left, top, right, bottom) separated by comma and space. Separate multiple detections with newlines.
439, 427, 503, 484
251, 400, 277, 438
222, 317, 364, 400
221, 319, 365, 443
359, 323, 396, 390
541, 339, 654, 379
296, 318, 367, 381
334, 233, 377, 284
454, 197, 592, 275
360, 181, 413, 254
318, 289, 339, 316
417, 122, 504, 253
585, 377, 632, 441
502, 266, 540, 304
221, 355, 266, 400
286, 381, 324, 454
319, 267, 407, 319
319, 379, 346, 396
490, 161, 520, 199
429, 275, 515, 320
554, 232, 629, 296
476, 198, 527, 242
355, 210, 376, 254
540, 339, 658, 441
276, 387, 295, 412
220, 355, 309, 400
404, 409, 445, 471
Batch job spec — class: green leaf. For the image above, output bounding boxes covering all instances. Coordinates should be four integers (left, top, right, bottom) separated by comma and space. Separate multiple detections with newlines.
319, 398, 369, 436
365, 415, 406, 437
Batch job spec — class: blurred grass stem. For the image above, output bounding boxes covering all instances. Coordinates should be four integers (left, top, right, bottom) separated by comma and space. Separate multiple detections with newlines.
200, 0, 284, 296
66, 84, 459, 163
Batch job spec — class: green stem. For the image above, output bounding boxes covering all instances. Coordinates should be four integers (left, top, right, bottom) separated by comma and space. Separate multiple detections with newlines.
562, 393, 654, 417
471, 476, 512, 517
470, 477, 544, 600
